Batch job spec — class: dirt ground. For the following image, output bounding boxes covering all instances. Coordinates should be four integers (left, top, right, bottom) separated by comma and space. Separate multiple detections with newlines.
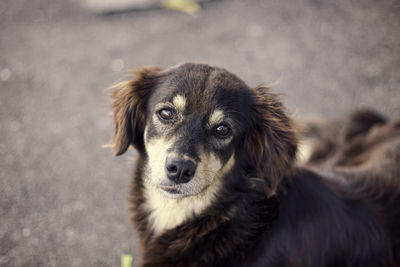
0, 0, 399, 266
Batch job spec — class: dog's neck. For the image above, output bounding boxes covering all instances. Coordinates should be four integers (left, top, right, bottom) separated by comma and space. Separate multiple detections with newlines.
140, 183, 279, 266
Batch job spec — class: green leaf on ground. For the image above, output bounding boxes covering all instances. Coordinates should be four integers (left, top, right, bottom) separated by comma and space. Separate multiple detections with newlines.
162, 0, 200, 15
121, 253, 133, 267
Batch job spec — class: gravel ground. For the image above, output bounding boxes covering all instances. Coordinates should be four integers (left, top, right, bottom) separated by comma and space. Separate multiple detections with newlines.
0, 0, 399, 266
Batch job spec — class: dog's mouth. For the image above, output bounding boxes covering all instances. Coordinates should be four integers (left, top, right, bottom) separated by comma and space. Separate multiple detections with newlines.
159, 185, 182, 195
157, 182, 186, 198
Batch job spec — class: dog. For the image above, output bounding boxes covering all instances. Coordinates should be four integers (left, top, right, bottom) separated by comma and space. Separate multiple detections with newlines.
110, 63, 400, 267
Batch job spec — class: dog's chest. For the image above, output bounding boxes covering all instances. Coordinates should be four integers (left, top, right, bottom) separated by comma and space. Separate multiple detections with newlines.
143, 183, 220, 234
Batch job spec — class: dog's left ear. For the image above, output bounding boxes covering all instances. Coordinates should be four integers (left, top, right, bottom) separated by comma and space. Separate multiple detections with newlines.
111, 66, 161, 155
244, 86, 298, 196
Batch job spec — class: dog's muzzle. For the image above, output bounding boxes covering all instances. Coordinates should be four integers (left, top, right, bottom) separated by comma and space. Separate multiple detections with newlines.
165, 157, 197, 184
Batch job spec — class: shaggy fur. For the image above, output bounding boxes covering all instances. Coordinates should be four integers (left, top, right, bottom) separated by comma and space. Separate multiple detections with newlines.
111, 63, 400, 267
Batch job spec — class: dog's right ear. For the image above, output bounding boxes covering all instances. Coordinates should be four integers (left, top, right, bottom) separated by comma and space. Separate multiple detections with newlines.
243, 86, 298, 196
111, 66, 160, 155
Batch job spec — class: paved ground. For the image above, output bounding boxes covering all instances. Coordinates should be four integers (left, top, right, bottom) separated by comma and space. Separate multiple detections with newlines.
1, 0, 399, 266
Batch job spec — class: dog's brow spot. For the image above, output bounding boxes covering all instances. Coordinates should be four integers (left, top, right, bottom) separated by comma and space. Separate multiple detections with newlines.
209, 109, 225, 125
172, 95, 186, 111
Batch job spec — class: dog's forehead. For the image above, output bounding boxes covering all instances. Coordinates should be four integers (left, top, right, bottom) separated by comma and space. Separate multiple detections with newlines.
151, 63, 253, 114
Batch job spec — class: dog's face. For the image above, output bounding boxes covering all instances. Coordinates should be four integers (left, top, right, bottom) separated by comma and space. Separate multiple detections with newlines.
142, 66, 252, 198
111, 63, 297, 198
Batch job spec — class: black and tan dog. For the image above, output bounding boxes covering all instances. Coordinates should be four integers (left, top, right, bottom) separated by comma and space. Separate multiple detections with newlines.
110, 63, 400, 267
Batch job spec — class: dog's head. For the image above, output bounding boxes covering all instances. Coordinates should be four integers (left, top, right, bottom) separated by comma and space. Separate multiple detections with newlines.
111, 63, 297, 198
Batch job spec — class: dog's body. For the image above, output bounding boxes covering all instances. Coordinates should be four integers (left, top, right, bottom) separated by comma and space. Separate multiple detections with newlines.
111, 63, 400, 267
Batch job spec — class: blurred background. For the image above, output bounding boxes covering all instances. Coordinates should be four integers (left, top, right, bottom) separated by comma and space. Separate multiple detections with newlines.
0, 0, 399, 266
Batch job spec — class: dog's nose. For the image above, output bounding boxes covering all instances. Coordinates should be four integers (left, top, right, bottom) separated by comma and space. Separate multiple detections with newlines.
165, 157, 197, 184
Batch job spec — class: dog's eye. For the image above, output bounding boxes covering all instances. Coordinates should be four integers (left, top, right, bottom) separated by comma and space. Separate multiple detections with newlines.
215, 124, 231, 137
158, 109, 174, 121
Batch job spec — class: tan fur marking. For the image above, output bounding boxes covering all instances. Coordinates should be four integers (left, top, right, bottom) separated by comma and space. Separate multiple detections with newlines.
220, 153, 235, 176
145, 136, 176, 184
209, 109, 225, 126
172, 94, 186, 111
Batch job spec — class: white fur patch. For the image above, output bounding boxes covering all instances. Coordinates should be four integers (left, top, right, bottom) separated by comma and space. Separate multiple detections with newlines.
297, 139, 314, 164
144, 178, 222, 234
172, 94, 186, 111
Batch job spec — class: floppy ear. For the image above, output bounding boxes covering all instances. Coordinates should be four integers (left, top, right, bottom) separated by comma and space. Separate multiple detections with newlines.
111, 66, 160, 155
244, 86, 298, 196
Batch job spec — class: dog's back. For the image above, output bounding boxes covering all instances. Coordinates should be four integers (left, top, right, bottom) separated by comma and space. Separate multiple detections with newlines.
293, 110, 400, 266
